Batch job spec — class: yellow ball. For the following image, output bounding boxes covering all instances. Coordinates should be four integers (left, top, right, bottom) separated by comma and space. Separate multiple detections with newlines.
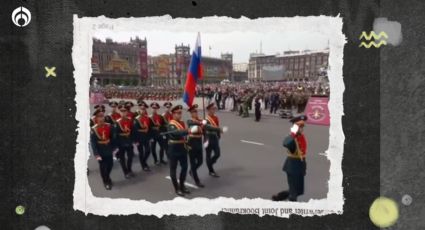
15, 205, 25, 215
369, 197, 399, 228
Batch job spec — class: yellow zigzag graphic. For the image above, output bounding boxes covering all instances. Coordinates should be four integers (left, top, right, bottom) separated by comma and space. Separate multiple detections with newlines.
359, 40, 387, 48
359, 31, 388, 40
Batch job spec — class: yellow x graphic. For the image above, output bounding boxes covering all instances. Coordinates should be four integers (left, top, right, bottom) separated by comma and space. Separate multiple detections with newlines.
45, 66, 56, 78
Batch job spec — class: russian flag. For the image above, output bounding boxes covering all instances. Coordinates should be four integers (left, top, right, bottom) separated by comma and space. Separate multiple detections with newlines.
183, 32, 203, 107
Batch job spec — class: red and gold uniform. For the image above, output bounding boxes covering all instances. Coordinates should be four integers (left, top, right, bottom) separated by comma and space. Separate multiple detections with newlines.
90, 122, 115, 188
163, 111, 173, 123
134, 113, 152, 170
115, 116, 134, 177
150, 111, 167, 164
110, 112, 121, 122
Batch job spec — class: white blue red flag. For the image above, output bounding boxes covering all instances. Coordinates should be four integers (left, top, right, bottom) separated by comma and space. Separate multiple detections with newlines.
183, 32, 203, 107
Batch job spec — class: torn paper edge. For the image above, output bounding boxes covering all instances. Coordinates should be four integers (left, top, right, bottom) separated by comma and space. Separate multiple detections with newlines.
72, 15, 346, 218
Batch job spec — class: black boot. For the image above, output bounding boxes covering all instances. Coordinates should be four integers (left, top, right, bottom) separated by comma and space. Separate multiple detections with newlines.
175, 189, 185, 196
209, 171, 220, 178
181, 185, 191, 194
196, 181, 205, 188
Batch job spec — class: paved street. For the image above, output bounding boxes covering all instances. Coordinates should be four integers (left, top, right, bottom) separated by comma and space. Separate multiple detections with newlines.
87, 99, 330, 202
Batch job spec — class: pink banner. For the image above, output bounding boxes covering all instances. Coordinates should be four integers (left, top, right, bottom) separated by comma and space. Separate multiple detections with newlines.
90, 92, 106, 105
305, 96, 330, 126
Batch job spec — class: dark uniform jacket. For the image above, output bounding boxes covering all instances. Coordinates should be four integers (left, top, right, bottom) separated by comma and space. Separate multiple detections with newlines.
150, 113, 167, 135
132, 114, 151, 141
282, 134, 307, 175
205, 115, 222, 140
105, 112, 121, 124
90, 123, 116, 157
187, 118, 204, 150
166, 120, 189, 155
114, 117, 133, 147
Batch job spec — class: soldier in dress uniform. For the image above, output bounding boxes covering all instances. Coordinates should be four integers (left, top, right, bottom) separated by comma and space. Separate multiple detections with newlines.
125, 101, 135, 120
150, 102, 167, 166
90, 104, 105, 126
162, 102, 173, 161
166, 105, 200, 196
162, 102, 173, 122
272, 115, 308, 202
186, 104, 206, 188
90, 110, 116, 190
205, 103, 224, 177
105, 101, 121, 124
133, 100, 152, 172
114, 104, 135, 179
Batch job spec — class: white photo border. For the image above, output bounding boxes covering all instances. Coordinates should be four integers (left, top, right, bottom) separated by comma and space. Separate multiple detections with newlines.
72, 15, 346, 217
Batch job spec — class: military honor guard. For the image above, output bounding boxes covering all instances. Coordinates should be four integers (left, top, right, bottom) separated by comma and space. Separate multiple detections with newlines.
162, 102, 173, 122
150, 102, 167, 165
90, 110, 116, 190
166, 105, 200, 196
90, 104, 105, 126
205, 103, 224, 177
114, 104, 135, 179
186, 104, 207, 188
162, 102, 173, 159
125, 101, 135, 120
272, 115, 308, 202
105, 101, 121, 124
133, 101, 152, 172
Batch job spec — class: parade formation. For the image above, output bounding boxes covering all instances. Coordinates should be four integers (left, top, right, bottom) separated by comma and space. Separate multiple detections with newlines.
88, 77, 329, 200
89, 99, 226, 196
88, 33, 330, 202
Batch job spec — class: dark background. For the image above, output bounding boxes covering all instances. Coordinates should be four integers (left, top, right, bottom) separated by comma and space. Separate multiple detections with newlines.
0, 0, 423, 229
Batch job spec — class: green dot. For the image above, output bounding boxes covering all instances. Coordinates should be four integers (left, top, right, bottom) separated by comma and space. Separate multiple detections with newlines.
15, 205, 25, 215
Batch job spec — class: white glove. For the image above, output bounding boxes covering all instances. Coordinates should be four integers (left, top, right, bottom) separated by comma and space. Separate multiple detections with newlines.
203, 140, 209, 148
201, 120, 208, 125
222, 126, 229, 133
290, 124, 299, 134
190, 125, 199, 134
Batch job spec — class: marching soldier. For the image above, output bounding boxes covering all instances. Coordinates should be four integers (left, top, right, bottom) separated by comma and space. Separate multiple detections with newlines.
166, 105, 200, 196
150, 102, 167, 166
186, 104, 206, 187
114, 104, 135, 179
133, 101, 152, 172
90, 104, 105, 126
90, 110, 116, 190
162, 102, 173, 158
272, 115, 308, 202
162, 102, 173, 122
105, 101, 121, 124
125, 101, 136, 120
205, 103, 224, 177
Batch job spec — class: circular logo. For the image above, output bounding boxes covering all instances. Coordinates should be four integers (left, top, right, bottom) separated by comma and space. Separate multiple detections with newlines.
15, 205, 25, 215
369, 197, 399, 228
308, 105, 326, 121
11, 6, 31, 27
401, 194, 412, 206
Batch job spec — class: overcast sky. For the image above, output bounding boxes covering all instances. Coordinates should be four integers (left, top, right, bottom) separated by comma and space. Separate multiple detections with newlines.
94, 30, 329, 63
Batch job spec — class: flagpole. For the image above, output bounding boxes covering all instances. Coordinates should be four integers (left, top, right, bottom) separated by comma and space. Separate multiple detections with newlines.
201, 78, 206, 119
199, 32, 206, 119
